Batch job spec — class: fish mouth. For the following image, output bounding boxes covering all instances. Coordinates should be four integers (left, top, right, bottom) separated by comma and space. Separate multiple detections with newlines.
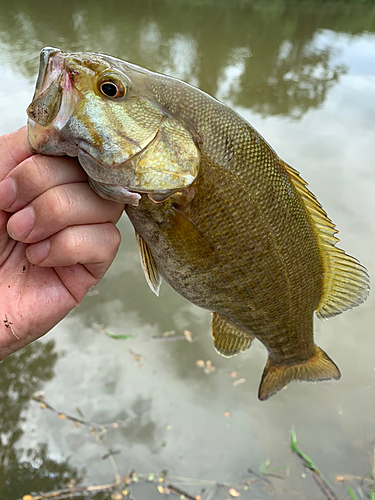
27, 47, 83, 156
27, 48, 65, 126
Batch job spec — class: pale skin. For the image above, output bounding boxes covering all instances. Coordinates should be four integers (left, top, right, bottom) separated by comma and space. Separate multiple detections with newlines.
0, 127, 125, 360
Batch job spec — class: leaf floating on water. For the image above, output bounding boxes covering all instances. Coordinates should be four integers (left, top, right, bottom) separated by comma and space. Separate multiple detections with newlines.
183, 330, 193, 342
158, 485, 165, 494
233, 377, 246, 387
104, 330, 134, 340
204, 360, 216, 374
22, 496, 33, 500
229, 489, 241, 497
224, 411, 231, 418
196, 359, 216, 373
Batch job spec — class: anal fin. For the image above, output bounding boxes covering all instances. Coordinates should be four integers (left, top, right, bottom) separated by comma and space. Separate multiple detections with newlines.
258, 345, 341, 401
135, 231, 162, 296
211, 312, 254, 357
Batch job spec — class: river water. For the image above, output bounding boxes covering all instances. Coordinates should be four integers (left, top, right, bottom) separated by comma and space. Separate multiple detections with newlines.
0, 1, 375, 499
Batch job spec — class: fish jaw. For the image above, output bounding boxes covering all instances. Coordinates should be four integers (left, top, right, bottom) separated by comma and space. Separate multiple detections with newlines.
27, 48, 82, 157
88, 178, 141, 206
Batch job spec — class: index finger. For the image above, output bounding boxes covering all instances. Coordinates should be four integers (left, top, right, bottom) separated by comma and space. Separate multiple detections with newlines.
0, 127, 33, 180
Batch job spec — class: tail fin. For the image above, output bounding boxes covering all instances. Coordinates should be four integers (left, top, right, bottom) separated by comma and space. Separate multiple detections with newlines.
258, 346, 340, 401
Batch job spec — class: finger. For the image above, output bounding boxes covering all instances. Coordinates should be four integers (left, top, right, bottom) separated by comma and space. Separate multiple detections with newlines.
0, 154, 88, 212
26, 222, 121, 279
0, 210, 14, 261
0, 127, 32, 181
7, 183, 124, 243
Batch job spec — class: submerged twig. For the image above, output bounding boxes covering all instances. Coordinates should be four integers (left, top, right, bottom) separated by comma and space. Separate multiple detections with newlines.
290, 427, 338, 500
19, 482, 118, 499
31, 393, 135, 431
247, 467, 274, 487
165, 483, 197, 500
26, 395, 281, 500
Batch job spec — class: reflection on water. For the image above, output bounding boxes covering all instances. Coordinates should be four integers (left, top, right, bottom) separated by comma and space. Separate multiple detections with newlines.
1, 0, 375, 499
1, 0, 371, 118
0, 342, 83, 498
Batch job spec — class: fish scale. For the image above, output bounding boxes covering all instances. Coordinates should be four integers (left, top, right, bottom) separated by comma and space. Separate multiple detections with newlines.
27, 48, 370, 400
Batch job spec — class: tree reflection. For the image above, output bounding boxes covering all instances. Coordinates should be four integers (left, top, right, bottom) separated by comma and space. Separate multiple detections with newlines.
0, 0, 372, 118
0, 341, 83, 498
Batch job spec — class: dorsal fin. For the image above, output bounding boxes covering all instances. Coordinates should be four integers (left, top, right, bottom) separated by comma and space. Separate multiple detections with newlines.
135, 231, 162, 296
211, 312, 254, 357
281, 160, 370, 319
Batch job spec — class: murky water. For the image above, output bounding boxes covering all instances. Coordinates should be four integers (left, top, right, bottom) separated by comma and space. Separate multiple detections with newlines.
0, 1, 375, 499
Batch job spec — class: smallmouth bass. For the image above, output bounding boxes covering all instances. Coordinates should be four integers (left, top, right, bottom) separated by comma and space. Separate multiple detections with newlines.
27, 47, 370, 400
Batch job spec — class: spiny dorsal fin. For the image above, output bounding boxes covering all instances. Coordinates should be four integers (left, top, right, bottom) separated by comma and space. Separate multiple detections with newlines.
281, 160, 370, 319
211, 312, 254, 357
135, 231, 162, 296
258, 345, 340, 401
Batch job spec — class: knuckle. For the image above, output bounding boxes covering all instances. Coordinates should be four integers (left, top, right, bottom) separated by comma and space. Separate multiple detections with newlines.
62, 227, 81, 257
101, 223, 122, 256
95, 224, 122, 263
108, 224, 122, 250
46, 185, 75, 221
26, 155, 54, 191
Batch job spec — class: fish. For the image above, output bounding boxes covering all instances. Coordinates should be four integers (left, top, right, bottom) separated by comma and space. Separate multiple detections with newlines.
27, 47, 370, 400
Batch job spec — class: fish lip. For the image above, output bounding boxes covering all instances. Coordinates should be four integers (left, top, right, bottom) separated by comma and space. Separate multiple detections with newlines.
27, 48, 75, 127
35, 47, 62, 91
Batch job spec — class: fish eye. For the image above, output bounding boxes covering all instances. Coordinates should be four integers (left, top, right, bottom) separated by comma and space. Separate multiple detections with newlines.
98, 78, 126, 99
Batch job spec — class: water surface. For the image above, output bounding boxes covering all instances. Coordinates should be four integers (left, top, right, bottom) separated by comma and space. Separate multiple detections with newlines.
0, 1, 375, 499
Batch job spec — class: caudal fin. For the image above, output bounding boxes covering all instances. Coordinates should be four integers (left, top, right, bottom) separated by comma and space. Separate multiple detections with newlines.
258, 346, 340, 401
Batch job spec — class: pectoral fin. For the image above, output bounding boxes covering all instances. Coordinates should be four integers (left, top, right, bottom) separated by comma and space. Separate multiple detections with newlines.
135, 231, 162, 296
211, 312, 254, 357
168, 206, 218, 265
258, 345, 341, 401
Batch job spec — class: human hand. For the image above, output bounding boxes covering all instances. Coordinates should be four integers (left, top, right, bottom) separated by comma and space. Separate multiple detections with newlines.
0, 127, 124, 360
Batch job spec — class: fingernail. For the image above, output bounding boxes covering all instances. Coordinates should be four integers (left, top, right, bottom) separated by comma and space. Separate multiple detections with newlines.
26, 239, 50, 264
0, 177, 16, 209
7, 206, 35, 239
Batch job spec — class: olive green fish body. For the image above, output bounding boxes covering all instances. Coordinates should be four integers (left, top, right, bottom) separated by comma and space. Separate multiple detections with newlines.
27, 48, 370, 400
126, 121, 322, 367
